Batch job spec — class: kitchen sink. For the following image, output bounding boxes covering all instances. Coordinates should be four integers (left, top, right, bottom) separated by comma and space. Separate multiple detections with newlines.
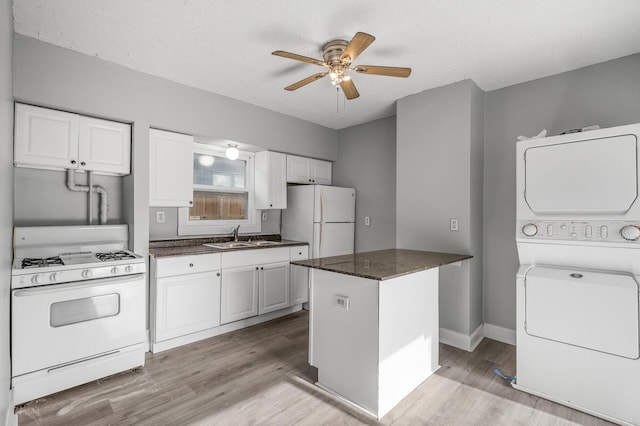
203, 240, 281, 249
250, 240, 279, 246
203, 242, 253, 249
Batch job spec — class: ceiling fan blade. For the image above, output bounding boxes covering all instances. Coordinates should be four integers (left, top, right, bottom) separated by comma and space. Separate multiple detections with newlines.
272, 50, 327, 67
354, 65, 412, 78
340, 78, 360, 100
284, 71, 329, 91
340, 32, 375, 63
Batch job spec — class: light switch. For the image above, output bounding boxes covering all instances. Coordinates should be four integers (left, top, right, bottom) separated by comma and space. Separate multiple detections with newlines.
262, 212, 268, 221
450, 218, 459, 231
364, 216, 371, 226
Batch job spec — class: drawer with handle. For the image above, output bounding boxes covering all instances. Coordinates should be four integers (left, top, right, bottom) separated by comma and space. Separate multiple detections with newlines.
155, 253, 221, 277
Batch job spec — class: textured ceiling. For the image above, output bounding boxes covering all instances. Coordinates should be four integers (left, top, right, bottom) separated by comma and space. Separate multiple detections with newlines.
12, 0, 640, 130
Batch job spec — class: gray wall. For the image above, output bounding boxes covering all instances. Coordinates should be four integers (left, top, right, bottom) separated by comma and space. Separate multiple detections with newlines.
13, 35, 338, 253
334, 116, 396, 252
397, 79, 484, 338
0, 0, 12, 421
14, 169, 124, 226
483, 53, 640, 331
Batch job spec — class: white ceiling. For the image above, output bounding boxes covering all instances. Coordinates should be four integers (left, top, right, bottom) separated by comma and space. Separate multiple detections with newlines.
12, 0, 640, 130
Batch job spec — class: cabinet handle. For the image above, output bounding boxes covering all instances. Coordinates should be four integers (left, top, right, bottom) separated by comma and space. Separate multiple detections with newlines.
189, 201, 193, 205
260, 267, 264, 270
255, 267, 259, 270
189, 263, 194, 267
80, 161, 86, 166
216, 272, 221, 277
70, 160, 77, 165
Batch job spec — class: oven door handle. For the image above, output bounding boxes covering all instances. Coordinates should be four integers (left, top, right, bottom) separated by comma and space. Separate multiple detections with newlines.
13, 273, 145, 297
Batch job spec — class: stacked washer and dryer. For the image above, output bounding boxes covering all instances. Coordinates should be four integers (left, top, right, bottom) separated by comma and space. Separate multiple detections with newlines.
515, 124, 640, 426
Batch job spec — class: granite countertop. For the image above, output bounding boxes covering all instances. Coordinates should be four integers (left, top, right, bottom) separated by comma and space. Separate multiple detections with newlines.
149, 235, 307, 258
291, 249, 472, 281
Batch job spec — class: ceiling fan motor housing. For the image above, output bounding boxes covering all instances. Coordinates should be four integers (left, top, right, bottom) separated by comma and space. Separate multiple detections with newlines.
322, 39, 350, 65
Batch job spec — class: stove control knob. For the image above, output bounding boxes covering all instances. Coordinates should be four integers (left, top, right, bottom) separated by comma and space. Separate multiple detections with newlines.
522, 223, 538, 237
620, 225, 640, 241
125, 265, 133, 273
49, 272, 59, 282
31, 275, 41, 284
111, 267, 120, 275
82, 269, 93, 279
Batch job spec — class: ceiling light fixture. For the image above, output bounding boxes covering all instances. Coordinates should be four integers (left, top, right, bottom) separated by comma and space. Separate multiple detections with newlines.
198, 155, 214, 166
225, 143, 239, 160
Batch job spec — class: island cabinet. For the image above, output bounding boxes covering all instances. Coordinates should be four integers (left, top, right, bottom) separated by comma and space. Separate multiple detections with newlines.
220, 247, 291, 324
294, 249, 472, 420
151, 253, 222, 351
14, 103, 131, 175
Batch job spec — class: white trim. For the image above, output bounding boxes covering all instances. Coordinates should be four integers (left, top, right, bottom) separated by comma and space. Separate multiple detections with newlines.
439, 323, 485, 352
483, 322, 516, 346
151, 304, 302, 353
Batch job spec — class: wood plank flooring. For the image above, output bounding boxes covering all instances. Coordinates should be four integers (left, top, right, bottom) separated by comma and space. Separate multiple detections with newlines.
16, 311, 613, 425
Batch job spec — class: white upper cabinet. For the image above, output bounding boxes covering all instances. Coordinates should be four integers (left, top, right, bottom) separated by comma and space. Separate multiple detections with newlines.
255, 151, 287, 209
286, 154, 332, 185
149, 128, 194, 207
14, 103, 131, 175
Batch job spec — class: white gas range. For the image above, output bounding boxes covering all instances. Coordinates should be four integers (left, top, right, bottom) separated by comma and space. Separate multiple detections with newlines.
11, 225, 147, 405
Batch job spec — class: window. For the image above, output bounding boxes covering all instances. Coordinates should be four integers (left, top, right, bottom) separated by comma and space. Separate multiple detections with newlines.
178, 144, 261, 236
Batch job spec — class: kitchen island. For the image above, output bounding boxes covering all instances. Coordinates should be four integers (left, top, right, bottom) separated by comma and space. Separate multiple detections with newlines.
292, 249, 472, 419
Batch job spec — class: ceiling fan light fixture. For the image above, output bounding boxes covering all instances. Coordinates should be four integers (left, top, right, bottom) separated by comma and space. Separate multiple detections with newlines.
225, 143, 239, 160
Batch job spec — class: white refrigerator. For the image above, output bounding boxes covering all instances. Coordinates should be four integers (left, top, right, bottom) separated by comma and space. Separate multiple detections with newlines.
282, 185, 355, 258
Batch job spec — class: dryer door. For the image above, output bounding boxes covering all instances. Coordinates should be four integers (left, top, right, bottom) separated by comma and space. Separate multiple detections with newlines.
524, 134, 638, 214
524, 265, 639, 359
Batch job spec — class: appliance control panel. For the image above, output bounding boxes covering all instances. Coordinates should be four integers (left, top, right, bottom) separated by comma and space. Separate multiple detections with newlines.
516, 220, 640, 243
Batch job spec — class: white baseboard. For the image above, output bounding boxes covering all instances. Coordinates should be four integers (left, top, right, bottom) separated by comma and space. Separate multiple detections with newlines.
483, 323, 516, 346
439, 323, 485, 352
151, 304, 303, 353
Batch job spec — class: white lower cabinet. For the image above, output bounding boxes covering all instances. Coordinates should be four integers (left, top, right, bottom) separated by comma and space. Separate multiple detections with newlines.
220, 265, 259, 324
290, 246, 309, 304
152, 253, 222, 346
151, 244, 309, 351
259, 262, 290, 315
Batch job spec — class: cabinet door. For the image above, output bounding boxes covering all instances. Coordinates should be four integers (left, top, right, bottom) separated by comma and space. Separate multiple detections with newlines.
255, 151, 287, 209
259, 262, 290, 315
286, 155, 311, 184
78, 116, 131, 175
221, 265, 259, 324
155, 271, 221, 342
149, 129, 194, 207
14, 103, 79, 169
311, 159, 332, 185
290, 246, 309, 305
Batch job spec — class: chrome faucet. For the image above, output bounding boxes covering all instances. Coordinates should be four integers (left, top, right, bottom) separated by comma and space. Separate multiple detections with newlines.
232, 225, 240, 242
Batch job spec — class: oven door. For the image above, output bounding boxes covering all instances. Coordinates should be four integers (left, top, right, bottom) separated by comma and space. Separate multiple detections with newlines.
12, 273, 146, 377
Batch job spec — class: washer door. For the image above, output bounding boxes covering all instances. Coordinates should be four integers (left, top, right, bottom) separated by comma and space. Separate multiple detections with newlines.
524, 266, 639, 359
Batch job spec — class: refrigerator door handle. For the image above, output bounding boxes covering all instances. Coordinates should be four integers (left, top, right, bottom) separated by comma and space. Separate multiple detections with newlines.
319, 188, 325, 257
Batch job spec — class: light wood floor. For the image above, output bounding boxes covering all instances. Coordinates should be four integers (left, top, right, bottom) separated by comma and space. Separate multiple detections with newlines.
16, 311, 613, 425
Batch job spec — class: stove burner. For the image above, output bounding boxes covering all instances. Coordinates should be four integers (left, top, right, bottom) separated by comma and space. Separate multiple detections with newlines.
21, 256, 64, 269
95, 251, 137, 262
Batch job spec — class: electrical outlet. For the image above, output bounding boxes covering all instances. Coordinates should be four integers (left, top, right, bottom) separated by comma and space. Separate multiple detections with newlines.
156, 211, 166, 224
364, 216, 371, 226
450, 218, 459, 231
262, 212, 268, 221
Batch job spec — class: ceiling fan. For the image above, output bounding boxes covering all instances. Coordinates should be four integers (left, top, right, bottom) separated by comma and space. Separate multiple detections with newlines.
272, 32, 411, 100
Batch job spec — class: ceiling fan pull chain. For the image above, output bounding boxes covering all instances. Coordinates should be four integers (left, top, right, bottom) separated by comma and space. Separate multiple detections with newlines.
336, 87, 339, 113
